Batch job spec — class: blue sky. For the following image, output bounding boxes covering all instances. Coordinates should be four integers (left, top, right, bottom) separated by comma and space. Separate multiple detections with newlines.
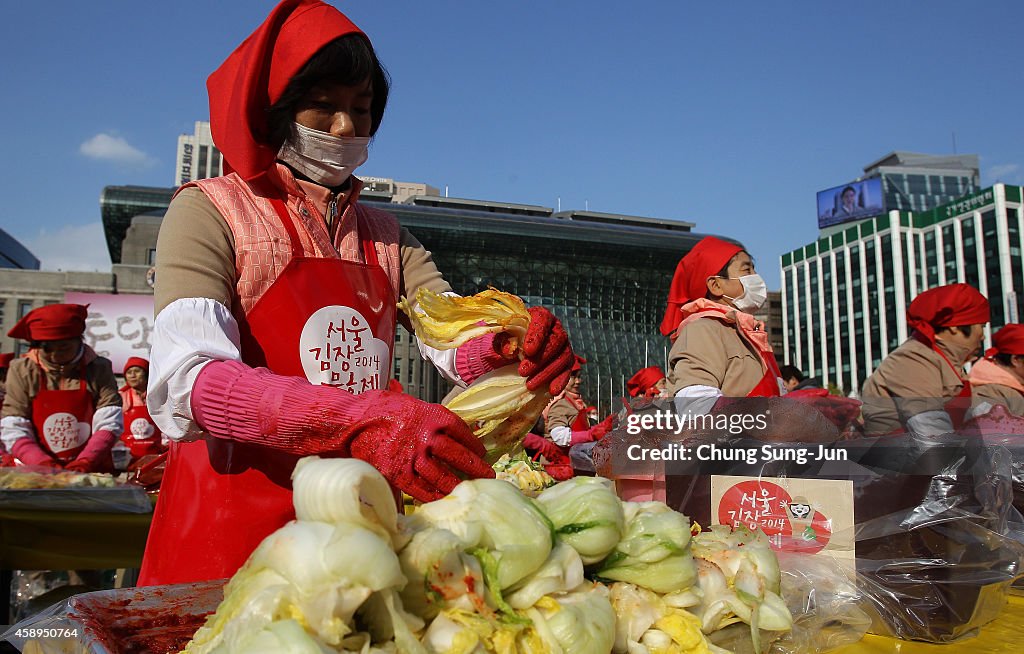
1, 1, 1021, 288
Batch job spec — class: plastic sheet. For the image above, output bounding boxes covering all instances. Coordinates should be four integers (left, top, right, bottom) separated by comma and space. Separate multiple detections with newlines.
593, 398, 1024, 643
0, 467, 151, 514
1, 580, 223, 654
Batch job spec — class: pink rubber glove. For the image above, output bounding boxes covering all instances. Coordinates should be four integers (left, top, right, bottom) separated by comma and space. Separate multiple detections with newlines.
192, 360, 494, 501
523, 433, 564, 461
519, 307, 575, 395
11, 438, 62, 468
65, 429, 118, 472
455, 333, 517, 385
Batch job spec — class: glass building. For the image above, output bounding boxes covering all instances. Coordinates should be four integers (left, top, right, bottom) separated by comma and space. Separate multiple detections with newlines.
781, 184, 1024, 395
863, 151, 980, 215
101, 184, 716, 414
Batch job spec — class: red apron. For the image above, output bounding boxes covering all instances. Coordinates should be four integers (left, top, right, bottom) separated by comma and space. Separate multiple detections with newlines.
121, 389, 163, 458
139, 196, 395, 586
680, 307, 782, 398
30, 360, 93, 464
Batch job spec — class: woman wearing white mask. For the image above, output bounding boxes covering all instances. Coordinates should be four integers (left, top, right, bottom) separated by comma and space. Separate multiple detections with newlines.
659, 236, 781, 413
141, 0, 575, 586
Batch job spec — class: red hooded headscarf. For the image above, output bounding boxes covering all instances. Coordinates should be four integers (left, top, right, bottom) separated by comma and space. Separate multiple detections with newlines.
660, 236, 743, 338
123, 357, 150, 375
907, 283, 990, 344
986, 323, 1024, 359
7, 304, 88, 341
626, 366, 665, 397
207, 0, 366, 184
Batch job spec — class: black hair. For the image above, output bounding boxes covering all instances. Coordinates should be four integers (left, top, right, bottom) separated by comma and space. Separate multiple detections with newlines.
267, 34, 390, 147
994, 352, 1014, 367
779, 365, 805, 383
841, 186, 856, 196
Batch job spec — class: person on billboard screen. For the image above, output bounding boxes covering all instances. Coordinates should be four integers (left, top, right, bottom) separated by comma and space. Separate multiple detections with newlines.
861, 284, 989, 436
832, 185, 862, 219
0, 304, 123, 472
139, 0, 575, 586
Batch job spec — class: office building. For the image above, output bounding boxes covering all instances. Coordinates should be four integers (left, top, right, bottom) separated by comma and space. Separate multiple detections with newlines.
0, 228, 39, 271
175, 121, 223, 186
781, 184, 1023, 394
86, 181, 715, 410
864, 151, 980, 215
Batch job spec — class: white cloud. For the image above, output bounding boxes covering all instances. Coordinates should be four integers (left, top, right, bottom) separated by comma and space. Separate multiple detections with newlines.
25, 222, 112, 272
985, 163, 1022, 185
79, 133, 155, 168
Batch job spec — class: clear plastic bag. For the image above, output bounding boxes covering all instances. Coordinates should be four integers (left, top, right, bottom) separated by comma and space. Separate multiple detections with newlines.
594, 398, 1024, 643
1, 580, 224, 654
0, 466, 151, 513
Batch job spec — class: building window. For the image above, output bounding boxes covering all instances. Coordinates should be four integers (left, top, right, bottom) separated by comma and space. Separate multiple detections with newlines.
18, 300, 33, 319
147, 248, 157, 266
961, 217, 979, 289
982, 211, 1003, 326
199, 145, 209, 179
0, 299, 4, 333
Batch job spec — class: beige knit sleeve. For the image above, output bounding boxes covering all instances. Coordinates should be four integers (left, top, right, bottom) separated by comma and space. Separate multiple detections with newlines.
399, 227, 451, 299
154, 187, 237, 316
665, 319, 729, 393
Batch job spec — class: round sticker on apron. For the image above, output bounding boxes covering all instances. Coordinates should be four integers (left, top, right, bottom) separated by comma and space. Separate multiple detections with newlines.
130, 417, 156, 439
299, 306, 391, 394
42, 411, 90, 455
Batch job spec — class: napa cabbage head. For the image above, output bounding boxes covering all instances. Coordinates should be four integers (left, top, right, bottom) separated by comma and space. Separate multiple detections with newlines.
535, 477, 624, 565
596, 502, 696, 594
410, 479, 554, 590
183, 521, 407, 653
524, 584, 616, 654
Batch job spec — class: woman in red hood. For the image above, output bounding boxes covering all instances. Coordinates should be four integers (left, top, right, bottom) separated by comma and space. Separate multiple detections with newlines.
660, 236, 781, 415
0, 304, 122, 471
118, 357, 164, 462
626, 366, 667, 399
861, 283, 989, 435
968, 323, 1024, 419
140, 0, 574, 586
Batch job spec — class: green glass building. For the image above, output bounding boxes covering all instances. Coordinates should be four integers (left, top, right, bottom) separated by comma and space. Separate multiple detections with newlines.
102, 185, 716, 414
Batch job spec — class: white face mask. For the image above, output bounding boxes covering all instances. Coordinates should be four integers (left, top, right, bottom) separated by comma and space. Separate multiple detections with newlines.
277, 122, 369, 187
722, 274, 768, 313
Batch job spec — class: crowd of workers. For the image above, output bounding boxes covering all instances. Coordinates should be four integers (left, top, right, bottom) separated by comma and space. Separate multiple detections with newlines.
0, 0, 1020, 590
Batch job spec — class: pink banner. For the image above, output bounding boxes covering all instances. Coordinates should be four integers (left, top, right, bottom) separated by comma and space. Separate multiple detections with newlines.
64, 292, 155, 374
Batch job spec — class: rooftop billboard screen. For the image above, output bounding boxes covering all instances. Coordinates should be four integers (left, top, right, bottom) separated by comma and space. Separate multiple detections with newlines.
817, 177, 885, 228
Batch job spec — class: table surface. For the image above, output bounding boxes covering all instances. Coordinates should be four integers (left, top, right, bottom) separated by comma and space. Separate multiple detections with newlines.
834, 594, 1024, 654
0, 508, 152, 570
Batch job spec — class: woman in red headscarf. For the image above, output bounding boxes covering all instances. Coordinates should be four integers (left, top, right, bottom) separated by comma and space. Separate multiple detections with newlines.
660, 236, 780, 414
861, 283, 989, 436
118, 357, 164, 461
627, 366, 667, 399
0, 304, 122, 471
967, 324, 1024, 418
141, 0, 574, 585
523, 356, 613, 480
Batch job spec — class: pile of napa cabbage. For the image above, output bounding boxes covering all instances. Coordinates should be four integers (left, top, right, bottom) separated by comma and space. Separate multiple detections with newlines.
182, 460, 791, 654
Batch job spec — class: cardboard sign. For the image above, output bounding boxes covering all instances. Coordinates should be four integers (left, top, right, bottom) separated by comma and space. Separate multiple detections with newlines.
710, 475, 855, 565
